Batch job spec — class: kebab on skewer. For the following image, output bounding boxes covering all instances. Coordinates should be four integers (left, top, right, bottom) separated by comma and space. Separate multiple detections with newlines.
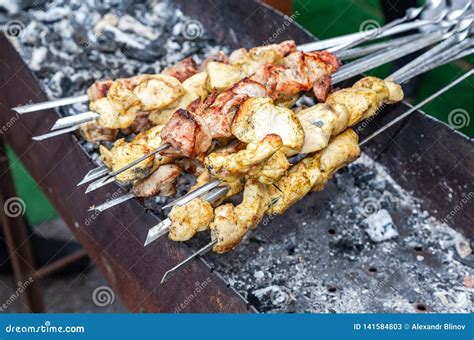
83, 28, 449, 193
138, 75, 404, 244
145, 32, 473, 246
157, 70, 472, 283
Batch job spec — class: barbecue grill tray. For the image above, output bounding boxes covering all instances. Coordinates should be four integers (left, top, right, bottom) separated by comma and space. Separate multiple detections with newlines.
0, 0, 471, 313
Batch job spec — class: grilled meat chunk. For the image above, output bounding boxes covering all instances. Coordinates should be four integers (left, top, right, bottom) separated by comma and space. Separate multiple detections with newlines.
132, 74, 184, 111
160, 108, 212, 158
79, 121, 118, 143
210, 179, 270, 253
199, 78, 267, 138
161, 57, 198, 82
204, 134, 283, 181
232, 97, 304, 156
132, 164, 181, 197
269, 129, 360, 215
149, 72, 209, 126
168, 198, 214, 241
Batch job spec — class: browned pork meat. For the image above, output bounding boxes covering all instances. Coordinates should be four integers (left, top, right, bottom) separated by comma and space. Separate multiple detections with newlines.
160, 108, 212, 158
161, 57, 198, 82
131, 164, 182, 197
198, 78, 267, 138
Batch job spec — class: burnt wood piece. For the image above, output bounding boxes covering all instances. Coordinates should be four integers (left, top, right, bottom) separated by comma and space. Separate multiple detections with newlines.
0, 0, 315, 313
0, 137, 44, 312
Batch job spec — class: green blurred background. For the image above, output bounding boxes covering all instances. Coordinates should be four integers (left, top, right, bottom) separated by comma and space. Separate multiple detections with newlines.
8, 0, 473, 225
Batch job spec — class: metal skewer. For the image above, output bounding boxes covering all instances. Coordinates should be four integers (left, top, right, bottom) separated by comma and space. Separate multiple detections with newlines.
144, 186, 229, 247
159, 70, 473, 284
84, 144, 169, 193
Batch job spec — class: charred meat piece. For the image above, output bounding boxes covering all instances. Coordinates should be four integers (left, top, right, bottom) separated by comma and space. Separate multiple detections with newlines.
132, 164, 182, 197
161, 57, 198, 82
199, 78, 267, 138
160, 108, 212, 158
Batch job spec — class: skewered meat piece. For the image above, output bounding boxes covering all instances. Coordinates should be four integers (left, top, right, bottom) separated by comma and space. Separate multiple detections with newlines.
131, 164, 182, 197
229, 41, 296, 76
149, 72, 209, 126
204, 134, 283, 182
90, 74, 184, 129
160, 78, 267, 158
168, 198, 214, 241
160, 108, 212, 159
252, 50, 340, 104
206, 62, 245, 92
298, 77, 404, 153
99, 138, 154, 183
210, 179, 270, 253
198, 51, 229, 72
199, 78, 267, 138
269, 129, 360, 215
79, 121, 118, 143
132, 74, 184, 111
247, 150, 290, 185
161, 57, 198, 82
99, 125, 165, 183
232, 97, 305, 156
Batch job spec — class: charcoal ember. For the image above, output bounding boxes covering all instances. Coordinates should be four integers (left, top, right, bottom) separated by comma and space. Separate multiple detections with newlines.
335, 170, 354, 190
121, 44, 164, 63
329, 225, 365, 258
72, 26, 90, 47
97, 31, 118, 53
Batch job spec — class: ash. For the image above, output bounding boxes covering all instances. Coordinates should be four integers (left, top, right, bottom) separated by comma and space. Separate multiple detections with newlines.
0, 0, 226, 118
206, 154, 473, 313
2, 0, 472, 314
